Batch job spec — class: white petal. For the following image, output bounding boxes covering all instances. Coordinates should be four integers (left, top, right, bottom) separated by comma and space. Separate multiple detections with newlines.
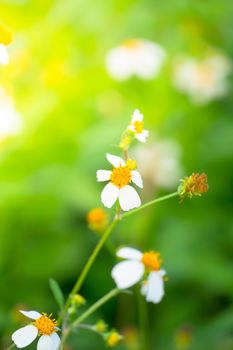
132, 109, 143, 123
135, 133, 147, 143
144, 271, 165, 304
112, 260, 144, 289
50, 333, 61, 350
131, 170, 143, 188
0, 44, 9, 65
117, 247, 142, 260
12, 325, 38, 348
141, 281, 148, 296
37, 335, 53, 350
20, 310, 42, 320
118, 185, 141, 211
106, 153, 125, 167
96, 170, 112, 181
101, 182, 119, 208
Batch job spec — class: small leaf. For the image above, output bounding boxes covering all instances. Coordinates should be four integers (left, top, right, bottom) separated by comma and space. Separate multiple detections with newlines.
49, 278, 64, 310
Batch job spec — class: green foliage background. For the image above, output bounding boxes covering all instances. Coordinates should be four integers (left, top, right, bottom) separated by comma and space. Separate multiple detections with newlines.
0, 0, 233, 349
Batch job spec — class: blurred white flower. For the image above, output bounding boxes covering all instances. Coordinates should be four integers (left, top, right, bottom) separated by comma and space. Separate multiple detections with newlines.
112, 247, 166, 304
106, 39, 166, 81
0, 43, 9, 65
173, 53, 232, 104
134, 139, 183, 191
127, 109, 149, 143
12, 310, 60, 350
96, 153, 142, 211
0, 23, 12, 65
0, 87, 23, 139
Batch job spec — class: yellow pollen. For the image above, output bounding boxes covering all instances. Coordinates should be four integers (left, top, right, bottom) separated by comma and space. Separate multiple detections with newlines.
133, 120, 144, 134
34, 314, 57, 336
110, 166, 131, 188
141, 251, 161, 271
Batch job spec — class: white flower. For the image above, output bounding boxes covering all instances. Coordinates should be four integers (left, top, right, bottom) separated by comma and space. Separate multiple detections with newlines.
106, 39, 166, 81
112, 247, 166, 304
173, 53, 232, 105
0, 43, 9, 65
97, 153, 143, 211
0, 87, 23, 139
127, 109, 149, 143
12, 310, 60, 350
133, 139, 183, 190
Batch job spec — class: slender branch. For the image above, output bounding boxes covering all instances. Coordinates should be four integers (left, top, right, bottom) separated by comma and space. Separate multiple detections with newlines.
122, 192, 179, 218
71, 288, 121, 329
60, 219, 118, 322
5, 344, 15, 350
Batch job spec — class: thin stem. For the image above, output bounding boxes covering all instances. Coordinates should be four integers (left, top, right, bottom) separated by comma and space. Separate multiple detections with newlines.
137, 292, 150, 350
60, 219, 118, 322
71, 288, 120, 329
5, 344, 15, 350
122, 192, 179, 219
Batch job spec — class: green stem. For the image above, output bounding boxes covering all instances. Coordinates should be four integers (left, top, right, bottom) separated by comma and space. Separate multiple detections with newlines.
59, 191, 178, 326
5, 344, 15, 350
60, 219, 118, 322
137, 291, 150, 350
122, 192, 178, 219
71, 288, 120, 329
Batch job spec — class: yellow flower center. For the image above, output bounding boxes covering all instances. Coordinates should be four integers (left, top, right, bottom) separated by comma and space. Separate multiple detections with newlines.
197, 64, 215, 87
34, 314, 57, 335
87, 208, 107, 224
141, 251, 161, 271
133, 120, 144, 134
110, 166, 131, 188
0, 24, 13, 46
123, 39, 142, 50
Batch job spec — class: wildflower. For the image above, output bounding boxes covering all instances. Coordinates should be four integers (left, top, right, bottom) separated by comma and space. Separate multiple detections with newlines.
12, 310, 60, 349
178, 173, 208, 201
134, 139, 183, 191
127, 109, 149, 143
97, 154, 143, 211
0, 87, 23, 140
0, 23, 13, 65
87, 208, 108, 232
106, 39, 166, 81
173, 53, 232, 104
112, 247, 166, 303
106, 330, 123, 347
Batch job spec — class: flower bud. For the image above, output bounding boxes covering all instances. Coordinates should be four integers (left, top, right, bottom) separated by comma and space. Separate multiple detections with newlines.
178, 173, 208, 201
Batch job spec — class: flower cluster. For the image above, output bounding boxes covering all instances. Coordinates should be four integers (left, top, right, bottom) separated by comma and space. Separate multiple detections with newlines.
10, 108, 208, 350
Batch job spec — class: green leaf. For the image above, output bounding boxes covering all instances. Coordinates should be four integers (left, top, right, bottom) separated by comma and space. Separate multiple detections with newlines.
49, 278, 64, 310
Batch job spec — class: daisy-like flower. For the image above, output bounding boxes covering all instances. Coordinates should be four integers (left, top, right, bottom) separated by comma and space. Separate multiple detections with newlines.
97, 154, 143, 211
112, 247, 166, 304
12, 310, 60, 349
0, 23, 12, 65
106, 39, 166, 81
173, 53, 232, 105
127, 109, 149, 143
0, 87, 23, 140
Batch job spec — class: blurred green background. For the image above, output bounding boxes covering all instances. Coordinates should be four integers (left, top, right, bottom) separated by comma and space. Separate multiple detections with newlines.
0, 0, 233, 349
